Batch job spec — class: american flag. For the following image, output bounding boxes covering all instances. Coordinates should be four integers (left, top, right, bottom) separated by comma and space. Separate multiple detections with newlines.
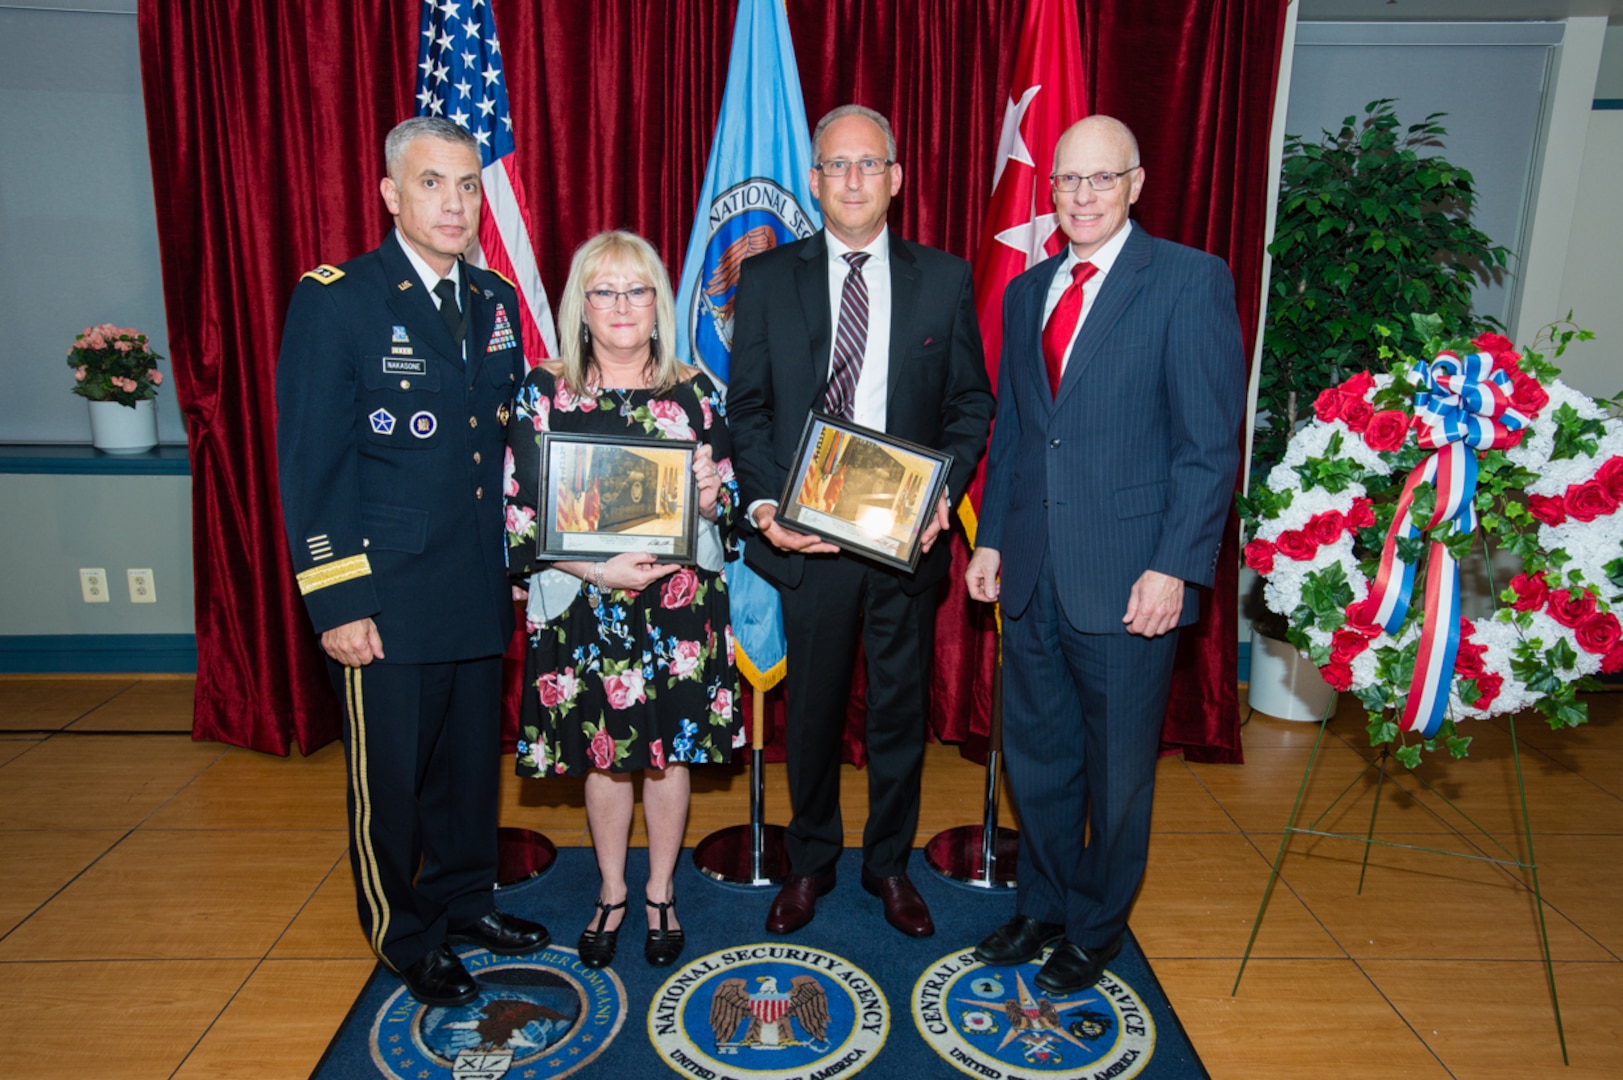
415, 0, 557, 362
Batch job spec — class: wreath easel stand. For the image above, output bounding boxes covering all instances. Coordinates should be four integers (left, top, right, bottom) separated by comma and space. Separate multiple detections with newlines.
1231, 669, 1570, 1065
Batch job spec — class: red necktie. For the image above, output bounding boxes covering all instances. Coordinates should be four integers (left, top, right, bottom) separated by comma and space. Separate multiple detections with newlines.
1041, 261, 1097, 397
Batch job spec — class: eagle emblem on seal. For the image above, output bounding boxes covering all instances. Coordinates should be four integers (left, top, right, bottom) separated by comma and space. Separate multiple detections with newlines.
708, 974, 830, 1052
698, 224, 778, 351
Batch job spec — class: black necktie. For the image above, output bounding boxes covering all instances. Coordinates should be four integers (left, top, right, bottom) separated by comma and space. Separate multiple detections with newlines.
433, 277, 465, 348
823, 251, 871, 419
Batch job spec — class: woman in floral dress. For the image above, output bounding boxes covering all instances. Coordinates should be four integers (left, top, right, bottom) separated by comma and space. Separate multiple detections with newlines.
504, 231, 740, 969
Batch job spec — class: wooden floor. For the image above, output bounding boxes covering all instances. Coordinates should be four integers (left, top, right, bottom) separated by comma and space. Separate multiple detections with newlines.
1, 676, 1619, 1079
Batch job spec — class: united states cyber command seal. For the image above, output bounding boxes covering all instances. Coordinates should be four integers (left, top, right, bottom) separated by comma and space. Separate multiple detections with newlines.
649, 942, 888, 1080
369, 949, 625, 1079
913, 948, 1155, 1079
686, 178, 817, 376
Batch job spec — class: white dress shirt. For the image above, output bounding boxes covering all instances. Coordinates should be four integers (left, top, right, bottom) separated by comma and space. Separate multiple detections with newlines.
395, 230, 464, 357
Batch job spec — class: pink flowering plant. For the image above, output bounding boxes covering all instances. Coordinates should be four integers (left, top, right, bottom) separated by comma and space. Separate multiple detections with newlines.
67, 323, 164, 407
1239, 314, 1621, 767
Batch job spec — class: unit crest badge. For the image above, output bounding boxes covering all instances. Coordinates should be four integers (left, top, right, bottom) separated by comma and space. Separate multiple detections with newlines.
685, 178, 816, 379
649, 942, 887, 1080
369, 950, 625, 1080
913, 948, 1156, 1079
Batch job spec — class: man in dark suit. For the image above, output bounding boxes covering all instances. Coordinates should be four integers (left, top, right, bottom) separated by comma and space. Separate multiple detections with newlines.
966, 116, 1244, 994
729, 105, 994, 938
276, 117, 547, 1008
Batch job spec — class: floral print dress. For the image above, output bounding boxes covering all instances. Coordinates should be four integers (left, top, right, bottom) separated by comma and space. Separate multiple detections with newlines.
504, 367, 741, 776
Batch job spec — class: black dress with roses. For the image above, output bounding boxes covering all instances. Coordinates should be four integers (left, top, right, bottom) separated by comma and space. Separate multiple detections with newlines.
503, 367, 741, 776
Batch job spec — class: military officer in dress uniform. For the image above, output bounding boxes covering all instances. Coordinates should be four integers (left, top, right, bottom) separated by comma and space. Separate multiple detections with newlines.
276, 116, 548, 1008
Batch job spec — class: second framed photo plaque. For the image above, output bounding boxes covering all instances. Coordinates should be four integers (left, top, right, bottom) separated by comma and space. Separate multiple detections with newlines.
775, 411, 952, 573
536, 432, 698, 563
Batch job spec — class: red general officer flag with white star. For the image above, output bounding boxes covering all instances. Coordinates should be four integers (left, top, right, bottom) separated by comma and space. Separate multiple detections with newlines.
964, 0, 1087, 530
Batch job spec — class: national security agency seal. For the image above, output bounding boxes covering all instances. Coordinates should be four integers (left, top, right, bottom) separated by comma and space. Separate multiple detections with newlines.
686, 178, 817, 378
913, 948, 1155, 1079
369, 949, 625, 1079
649, 942, 888, 1080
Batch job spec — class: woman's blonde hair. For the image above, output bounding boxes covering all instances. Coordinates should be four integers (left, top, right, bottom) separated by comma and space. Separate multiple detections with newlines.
553, 230, 685, 397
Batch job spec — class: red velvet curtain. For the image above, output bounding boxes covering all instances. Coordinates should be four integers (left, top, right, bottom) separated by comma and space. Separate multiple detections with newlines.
140, 0, 1285, 759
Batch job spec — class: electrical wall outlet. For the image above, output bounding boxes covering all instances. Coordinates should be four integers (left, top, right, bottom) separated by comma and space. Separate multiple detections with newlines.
80, 568, 110, 603
128, 569, 157, 604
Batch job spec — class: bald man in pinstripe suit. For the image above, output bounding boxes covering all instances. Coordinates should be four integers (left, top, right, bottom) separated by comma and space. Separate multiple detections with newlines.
966, 117, 1245, 996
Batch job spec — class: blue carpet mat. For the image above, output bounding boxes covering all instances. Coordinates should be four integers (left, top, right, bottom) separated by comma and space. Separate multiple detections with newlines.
313, 847, 1208, 1079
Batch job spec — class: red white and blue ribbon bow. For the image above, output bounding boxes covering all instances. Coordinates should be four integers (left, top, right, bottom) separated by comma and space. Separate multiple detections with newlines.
1363, 352, 1526, 736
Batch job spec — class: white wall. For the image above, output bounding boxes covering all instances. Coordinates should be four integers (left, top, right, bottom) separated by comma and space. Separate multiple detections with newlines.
1556, 104, 1623, 399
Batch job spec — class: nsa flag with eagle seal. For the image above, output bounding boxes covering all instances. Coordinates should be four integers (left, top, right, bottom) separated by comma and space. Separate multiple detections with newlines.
673, 0, 820, 386
649, 944, 888, 1079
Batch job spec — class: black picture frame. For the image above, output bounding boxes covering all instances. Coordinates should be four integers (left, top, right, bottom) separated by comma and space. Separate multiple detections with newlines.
536, 431, 698, 563
775, 411, 952, 573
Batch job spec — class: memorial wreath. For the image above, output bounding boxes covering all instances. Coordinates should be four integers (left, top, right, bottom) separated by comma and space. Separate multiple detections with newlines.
1240, 316, 1622, 766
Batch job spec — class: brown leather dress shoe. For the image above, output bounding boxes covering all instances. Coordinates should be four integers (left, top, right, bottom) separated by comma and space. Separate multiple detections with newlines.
397, 943, 478, 1008
765, 871, 836, 934
860, 867, 935, 937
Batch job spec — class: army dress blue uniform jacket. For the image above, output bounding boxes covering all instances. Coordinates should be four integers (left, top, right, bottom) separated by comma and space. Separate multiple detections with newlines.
276, 236, 524, 663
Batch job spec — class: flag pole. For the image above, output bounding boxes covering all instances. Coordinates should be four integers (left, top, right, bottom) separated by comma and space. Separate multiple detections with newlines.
693, 680, 789, 887
925, 643, 1018, 888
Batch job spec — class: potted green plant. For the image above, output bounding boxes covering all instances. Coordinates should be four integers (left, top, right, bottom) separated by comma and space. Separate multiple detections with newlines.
1244, 98, 1511, 719
67, 323, 165, 453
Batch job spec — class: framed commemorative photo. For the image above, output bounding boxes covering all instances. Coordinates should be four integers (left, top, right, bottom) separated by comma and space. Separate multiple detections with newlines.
776, 411, 952, 573
537, 432, 698, 563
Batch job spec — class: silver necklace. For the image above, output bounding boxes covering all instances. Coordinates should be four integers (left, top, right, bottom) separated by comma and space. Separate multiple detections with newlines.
608, 387, 636, 423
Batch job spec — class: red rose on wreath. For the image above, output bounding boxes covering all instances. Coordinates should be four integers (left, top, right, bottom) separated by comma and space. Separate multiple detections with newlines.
1363, 410, 1410, 452
1330, 627, 1370, 664
1347, 497, 1376, 531
1340, 397, 1375, 433
661, 566, 699, 609
1565, 480, 1618, 523
1548, 589, 1598, 629
1339, 371, 1376, 399
1473, 332, 1515, 356
1243, 539, 1277, 574
1508, 571, 1550, 612
1453, 641, 1486, 679
1526, 494, 1568, 527
1594, 456, 1623, 500
1344, 598, 1379, 632
1508, 372, 1549, 418
1274, 529, 1316, 561
1473, 672, 1505, 708
1603, 644, 1623, 675
1321, 661, 1353, 691
1575, 611, 1622, 656
1314, 388, 1342, 423
1308, 510, 1346, 547
1498, 427, 1526, 449
587, 727, 615, 769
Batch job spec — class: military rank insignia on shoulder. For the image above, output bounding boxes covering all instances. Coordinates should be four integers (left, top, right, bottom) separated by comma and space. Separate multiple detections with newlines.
300, 264, 345, 285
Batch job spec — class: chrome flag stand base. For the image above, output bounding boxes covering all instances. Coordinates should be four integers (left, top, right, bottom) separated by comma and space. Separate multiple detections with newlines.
926, 657, 1018, 889
496, 826, 556, 888
694, 686, 789, 887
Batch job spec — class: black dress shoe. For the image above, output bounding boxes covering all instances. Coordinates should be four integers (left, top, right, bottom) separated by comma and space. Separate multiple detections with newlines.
1033, 936, 1123, 996
973, 915, 1066, 965
644, 898, 685, 967
860, 868, 935, 937
765, 871, 836, 934
398, 943, 478, 1008
578, 899, 626, 969
447, 910, 551, 955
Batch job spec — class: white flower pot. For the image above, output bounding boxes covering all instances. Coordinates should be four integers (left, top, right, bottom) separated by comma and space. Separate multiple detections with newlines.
1247, 627, 1338, 722
87, 398, 158, 454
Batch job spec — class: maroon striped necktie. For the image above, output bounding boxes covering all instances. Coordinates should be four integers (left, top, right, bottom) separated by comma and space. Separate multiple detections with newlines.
1042, 260, 1098, 397
823, 252, 872, 419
